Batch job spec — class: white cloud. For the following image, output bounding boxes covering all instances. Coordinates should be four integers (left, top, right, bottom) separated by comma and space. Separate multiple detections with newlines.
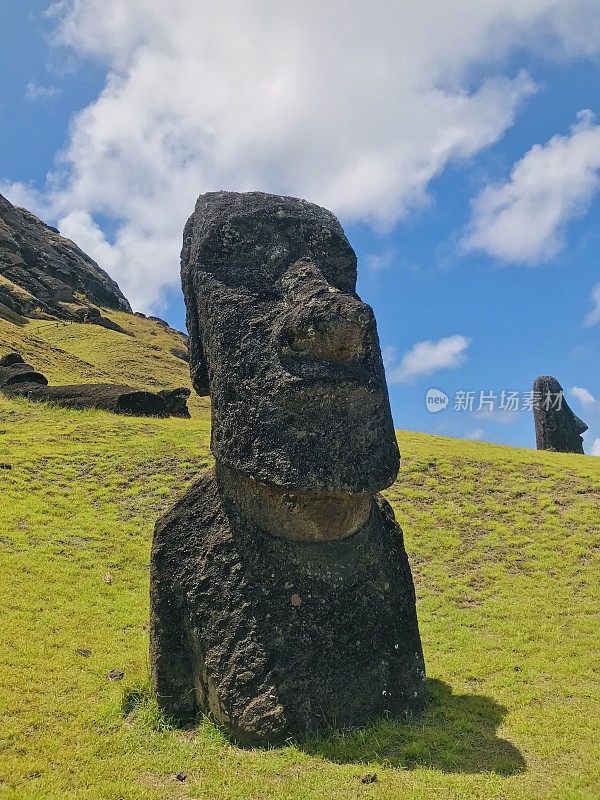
25, 81, 61, 101
466, 427, 485, 440
5, 1, 600, 310
463, 110, 600, 263
58, 210, 120, 271
365, 249, 395, 274
474, 407, 520, 425
590, 438, 600, 456
571, 386, 596, 406
381, 345, 397, 371
584, 282, 600, 326
387, 334, 471, 384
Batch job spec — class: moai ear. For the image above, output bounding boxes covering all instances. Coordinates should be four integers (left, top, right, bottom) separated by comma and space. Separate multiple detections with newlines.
190, 338, 210, 396
185, 303, 210, 397
182, 218, 210, 397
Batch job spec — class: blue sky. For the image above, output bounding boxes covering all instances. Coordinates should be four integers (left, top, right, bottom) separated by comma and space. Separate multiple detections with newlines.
2, 1, 600, 452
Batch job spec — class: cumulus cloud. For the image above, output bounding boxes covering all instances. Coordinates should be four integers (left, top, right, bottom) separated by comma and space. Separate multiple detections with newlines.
25, 81, 61, 101
387, 334, 471, 384
589, 438, 600, 455
571, 386, 596, 406
463, 110, 600, 263
5, 1, 600, 310
58, 210, 120, 270
0, 181, 48, 216
584, 282, 600, 326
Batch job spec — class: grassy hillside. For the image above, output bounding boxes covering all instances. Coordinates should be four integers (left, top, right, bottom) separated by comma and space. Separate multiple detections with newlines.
0, 310, 209, 417
0, 312, 599, 800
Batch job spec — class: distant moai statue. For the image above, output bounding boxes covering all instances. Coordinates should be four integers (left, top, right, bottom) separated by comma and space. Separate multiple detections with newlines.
150, 191, 425, 744
533, 376, 588, 454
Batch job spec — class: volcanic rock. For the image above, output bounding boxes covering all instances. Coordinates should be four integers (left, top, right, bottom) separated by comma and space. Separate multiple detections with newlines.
157, 388, 191, 418
533, 375, 588, 454
0, 192, 131, 323
150, 191, 425, 743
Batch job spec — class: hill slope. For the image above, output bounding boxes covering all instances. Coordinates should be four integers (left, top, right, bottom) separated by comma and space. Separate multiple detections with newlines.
0, 192, 130, 322
0, 323, 599, 800
0, 191, 195, 409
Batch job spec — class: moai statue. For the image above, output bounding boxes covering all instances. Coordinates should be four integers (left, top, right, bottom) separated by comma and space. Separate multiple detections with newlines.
533, 376, 588, 454
150, 192, 425, 744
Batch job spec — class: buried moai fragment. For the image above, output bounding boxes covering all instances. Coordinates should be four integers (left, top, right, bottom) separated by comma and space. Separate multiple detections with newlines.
0, 351, 191, 418
157, 387, 191, 418
150, 191, 426, 744
533, 375, 588, 454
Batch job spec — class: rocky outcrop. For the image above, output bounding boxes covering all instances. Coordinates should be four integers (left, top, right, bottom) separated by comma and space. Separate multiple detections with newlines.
150, 191, 425, 744
0, 351, 26, 367
0, 193, 131, 325
533, 375, 588, 454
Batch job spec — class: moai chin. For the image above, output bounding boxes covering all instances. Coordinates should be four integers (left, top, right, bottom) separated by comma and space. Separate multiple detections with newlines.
150, 191, 426, 743
533, 376, 588, 455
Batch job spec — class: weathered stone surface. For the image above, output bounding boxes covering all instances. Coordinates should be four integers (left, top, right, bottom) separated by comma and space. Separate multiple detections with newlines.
0, 352, 24, 367
0, 192, 131, 323
157, 388, 191, 418
70, 305, 129, 335
0, 363, 48, 388
151, 191, 425, 743
151, 470, 424, 742
6, 382, 169, 416
181, 191, 399, 491
533, 376, 588, 454
170, 347, 189, 362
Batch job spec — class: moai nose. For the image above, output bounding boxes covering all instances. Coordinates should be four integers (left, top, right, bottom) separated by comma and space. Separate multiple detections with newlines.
278, 259, 373, 364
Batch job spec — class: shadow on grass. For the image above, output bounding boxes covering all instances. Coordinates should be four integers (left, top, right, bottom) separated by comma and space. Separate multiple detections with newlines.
298, 678, 526, 775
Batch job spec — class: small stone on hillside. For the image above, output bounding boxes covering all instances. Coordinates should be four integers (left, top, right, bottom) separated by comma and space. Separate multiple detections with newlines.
107, 668, 124, 681
360, 772, 378, 784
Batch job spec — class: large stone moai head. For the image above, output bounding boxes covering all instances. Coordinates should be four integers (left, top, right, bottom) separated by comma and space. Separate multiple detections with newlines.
151, 192, 425, 740
533, 375, 588, 454
181, 191, 399, 492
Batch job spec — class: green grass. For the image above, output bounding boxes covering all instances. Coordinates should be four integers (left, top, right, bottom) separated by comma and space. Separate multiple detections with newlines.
0, 311, 209, 417
0, 313, 599, 799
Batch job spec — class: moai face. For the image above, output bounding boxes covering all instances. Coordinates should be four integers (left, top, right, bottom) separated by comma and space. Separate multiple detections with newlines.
533, 375, 588, 454
182, 192, 399, 493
